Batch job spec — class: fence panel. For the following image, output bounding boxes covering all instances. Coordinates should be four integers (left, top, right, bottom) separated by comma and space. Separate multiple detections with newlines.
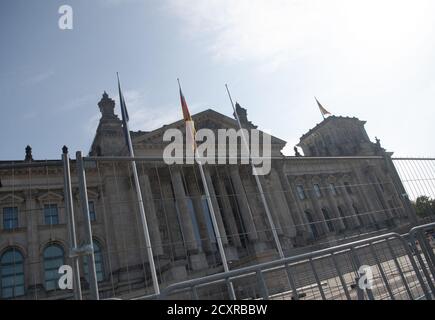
1, 155, 434, 300
156, 226, 434, 300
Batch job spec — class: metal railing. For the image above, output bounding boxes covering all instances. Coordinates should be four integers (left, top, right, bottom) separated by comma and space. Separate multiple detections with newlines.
1, 154, 434, 300
144, 222, 434, 300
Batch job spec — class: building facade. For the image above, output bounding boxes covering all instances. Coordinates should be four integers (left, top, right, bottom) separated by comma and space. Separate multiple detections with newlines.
0, 92, 416, 299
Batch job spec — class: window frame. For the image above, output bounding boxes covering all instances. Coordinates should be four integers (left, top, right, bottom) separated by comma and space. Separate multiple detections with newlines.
83, 240, 105, 283
313, 184, 322, 198
329, 183, 338, 196
0, 248, 25, 299
322, 208, 335, 233
3, 207, 19, 230
88, 201, 96, 222
43, 244, 65, 291
296, 185, 307, 200
44, 203, 59, 225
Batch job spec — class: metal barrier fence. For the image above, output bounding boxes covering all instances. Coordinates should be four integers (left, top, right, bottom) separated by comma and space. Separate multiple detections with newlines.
148, 222, 434, 300
393, 158, 435, 225
0, 154, 434, 300
393, 158, 435, 200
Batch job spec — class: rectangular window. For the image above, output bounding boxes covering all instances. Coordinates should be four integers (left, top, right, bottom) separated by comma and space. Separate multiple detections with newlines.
329, 183, 338, 196
44, 204, 59, 225
88, 201, 96, 222
313, 184, 322, 198
3, 207, 18, 230
296, 185, 306, 200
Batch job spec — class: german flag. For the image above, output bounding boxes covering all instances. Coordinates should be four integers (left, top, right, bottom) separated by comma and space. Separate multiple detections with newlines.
315, 97, 332, 119
178, 79, 197, 151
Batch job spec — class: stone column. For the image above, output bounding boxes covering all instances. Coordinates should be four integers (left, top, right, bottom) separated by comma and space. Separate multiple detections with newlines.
160, 177, 186, 259
229, 166, 258, 241
170, 167, 208, 270
304, 177, 330, 235
268, 168, 297, 238
170, 168, 200, 253
351, 186, 374, 227
369, 167, 394, 220
157, 170, 189, 281
140, 171, 164, 256
281, 175, 311, 235
203, 167, 229, 245
354, 168, 385, 225
321, 176, 346, 232
215, 170, 243, 248
353, 169, 378, 226
204, 166, 239, 260
186, 171, 213, 253
120, 169, 147, 269
103, 174, 132, 271
241, 172, 269, 243
340, 179, 361, 229
258, 175, 284, 236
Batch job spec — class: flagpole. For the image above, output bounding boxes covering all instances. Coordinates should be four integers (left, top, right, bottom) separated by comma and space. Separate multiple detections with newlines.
117, 73, 160, 295
177, 79, 236, 299
225, 84, 285, 259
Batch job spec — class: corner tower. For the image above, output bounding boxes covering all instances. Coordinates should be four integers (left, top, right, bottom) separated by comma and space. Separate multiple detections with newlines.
297, 116, 384, 157
89, 92, 126, 156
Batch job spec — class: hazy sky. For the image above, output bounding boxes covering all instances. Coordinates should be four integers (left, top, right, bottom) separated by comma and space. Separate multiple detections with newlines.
1, 0, 435, 160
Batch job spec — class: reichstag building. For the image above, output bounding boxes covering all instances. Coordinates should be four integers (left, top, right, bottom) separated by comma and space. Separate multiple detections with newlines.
0, 92, 415, 299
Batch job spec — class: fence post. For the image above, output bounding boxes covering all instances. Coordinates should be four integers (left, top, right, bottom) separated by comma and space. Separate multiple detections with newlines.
226, 278, 236, 300
350, 247, 374, 300
309, 258, 326, 300
284, 263, 299, 300
76, 151, 100, 300
62, 146, 82, 300
256, 270, 269, 300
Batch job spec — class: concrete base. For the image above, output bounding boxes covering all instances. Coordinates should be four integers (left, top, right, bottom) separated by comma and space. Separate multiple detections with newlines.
322, 234, 340, 247
163, 264, 188, 282
232, 248, 279, 269
279, 237, 295, 251
189, 252, 208, 270
224, 245, 239, 262
252, 241, 269, 255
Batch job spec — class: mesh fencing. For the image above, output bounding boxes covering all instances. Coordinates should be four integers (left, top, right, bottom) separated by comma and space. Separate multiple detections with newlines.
0, 156, 433, 300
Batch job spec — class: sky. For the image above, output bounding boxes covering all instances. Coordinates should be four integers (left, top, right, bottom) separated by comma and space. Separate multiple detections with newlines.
1, 0, 435, 160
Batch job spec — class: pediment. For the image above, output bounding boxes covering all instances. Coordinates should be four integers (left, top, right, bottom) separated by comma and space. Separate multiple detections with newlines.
37, 191, 63, 202
73, 188, 99, 201
0, 194, 25, 204
133, 109, 287, 147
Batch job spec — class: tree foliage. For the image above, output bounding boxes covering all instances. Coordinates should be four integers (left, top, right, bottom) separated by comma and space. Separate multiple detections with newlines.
413, 196, 435, 217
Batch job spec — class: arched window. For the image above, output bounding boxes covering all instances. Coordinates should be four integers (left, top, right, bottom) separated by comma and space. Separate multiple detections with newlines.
83, 241, 104, 282
43, 244, 64, 291
329, 183, 338, 196
305, 210, 318, 239
0, 248, 25, 298
321, 208, 335, 232
296, 185, 307, 200
337, 206, 350, 229
353, 203, 364, 226
313, 184, 322, 198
